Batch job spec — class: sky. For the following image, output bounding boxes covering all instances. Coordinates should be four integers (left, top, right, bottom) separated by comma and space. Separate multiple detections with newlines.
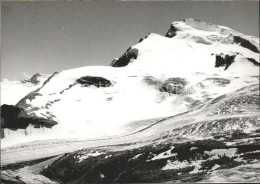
1, 1, 259, 81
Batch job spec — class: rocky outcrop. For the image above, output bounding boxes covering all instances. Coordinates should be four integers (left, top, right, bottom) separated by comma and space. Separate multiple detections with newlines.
165, 24, 179, 38
76, 76, 113, 87
138, 33, 151, 43
247, 57, 260, 66
111, 48, 138, 67
214, 54, 236, 70
1, 104, 57, 130
233, 36, 259, 53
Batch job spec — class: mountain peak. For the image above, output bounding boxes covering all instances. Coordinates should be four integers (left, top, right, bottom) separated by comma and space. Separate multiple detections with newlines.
168, 18, 232, 35
165, 19, 259, 54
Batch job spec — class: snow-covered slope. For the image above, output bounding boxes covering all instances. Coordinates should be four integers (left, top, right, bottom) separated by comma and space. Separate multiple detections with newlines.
1, 18, 260, 183
1, 73, 50, 105
1, 19, 259, 148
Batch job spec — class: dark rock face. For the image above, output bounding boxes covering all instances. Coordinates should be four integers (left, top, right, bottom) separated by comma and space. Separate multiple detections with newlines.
1, 104, 58, 131
165, 24, 179, 38
214, 54, 236, 70
233, 36, 259, 53
1, 105, 30, 129
111, 48, 138, 67
76, 76, 112, 87
247, 58, 260, 66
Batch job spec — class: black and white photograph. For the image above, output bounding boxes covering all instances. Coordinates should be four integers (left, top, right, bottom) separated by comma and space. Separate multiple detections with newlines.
1, 0, 260, 183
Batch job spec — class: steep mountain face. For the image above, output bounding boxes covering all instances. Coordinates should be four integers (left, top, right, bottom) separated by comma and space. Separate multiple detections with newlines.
1, 19, 259, 183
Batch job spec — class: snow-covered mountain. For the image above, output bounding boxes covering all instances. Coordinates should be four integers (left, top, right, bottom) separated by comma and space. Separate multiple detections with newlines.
1, 73, 50, 105
1, 19, 259, 183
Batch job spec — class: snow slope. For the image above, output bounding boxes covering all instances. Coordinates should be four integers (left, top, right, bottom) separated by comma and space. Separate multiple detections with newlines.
1, 74, 49, 105
1, 18, 259, 150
